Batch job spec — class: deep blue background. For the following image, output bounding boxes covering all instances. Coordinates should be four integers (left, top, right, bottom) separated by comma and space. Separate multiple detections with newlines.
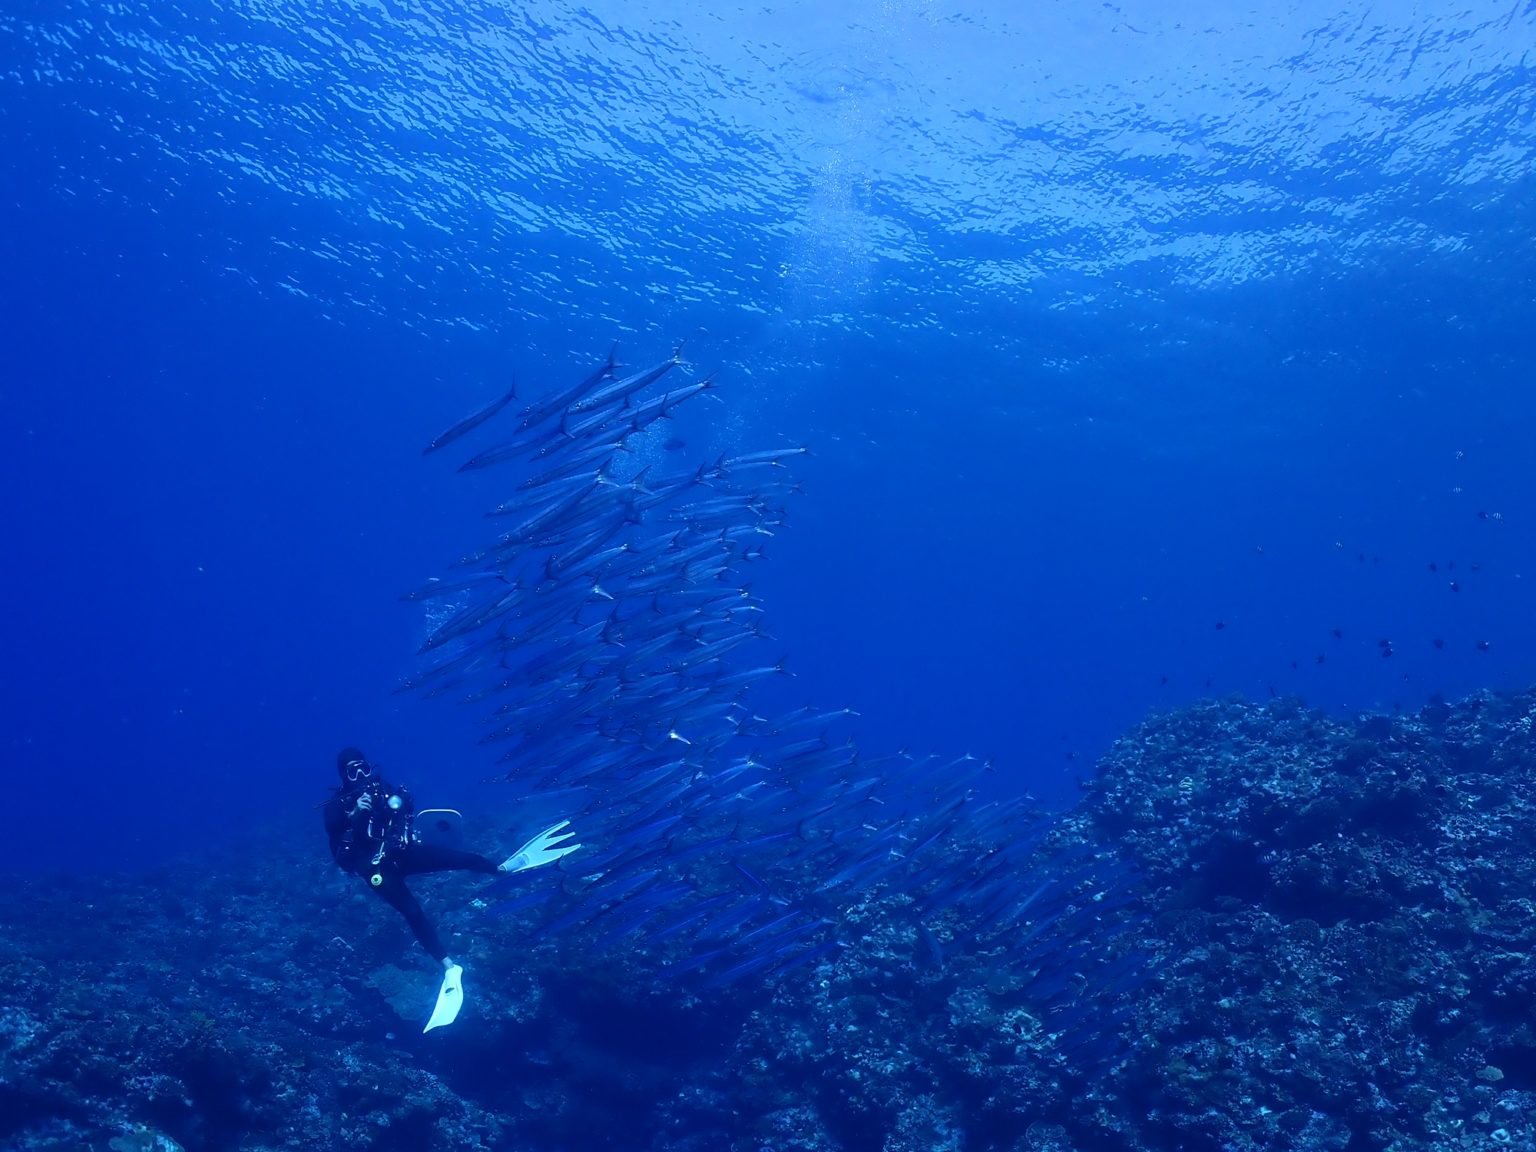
3, 0, 1534, 872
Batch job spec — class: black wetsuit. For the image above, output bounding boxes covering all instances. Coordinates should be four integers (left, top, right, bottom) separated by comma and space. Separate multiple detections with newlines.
323, 778, 499, 962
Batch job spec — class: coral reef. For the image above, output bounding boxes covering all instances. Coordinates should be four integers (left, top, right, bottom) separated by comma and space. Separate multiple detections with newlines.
1080, 689, 1536, 1152
7, 688, 1536, 1150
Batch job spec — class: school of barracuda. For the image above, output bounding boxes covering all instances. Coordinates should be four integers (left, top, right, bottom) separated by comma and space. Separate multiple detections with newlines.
403, 344, 1143, 1024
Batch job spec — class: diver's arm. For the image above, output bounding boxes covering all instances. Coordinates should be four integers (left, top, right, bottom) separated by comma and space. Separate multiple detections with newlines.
323, 795, 352, 861
325, 788, 378, 865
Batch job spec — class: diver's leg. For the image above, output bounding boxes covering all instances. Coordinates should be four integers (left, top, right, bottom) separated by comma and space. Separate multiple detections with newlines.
370, 872, 450, 962
395, 842, 500, 877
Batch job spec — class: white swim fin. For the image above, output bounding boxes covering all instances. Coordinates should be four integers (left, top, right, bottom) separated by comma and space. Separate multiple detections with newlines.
424, 963, 464, 1032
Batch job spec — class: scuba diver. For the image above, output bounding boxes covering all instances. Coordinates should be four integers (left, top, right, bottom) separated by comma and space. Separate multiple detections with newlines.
324, 746, 580, 1031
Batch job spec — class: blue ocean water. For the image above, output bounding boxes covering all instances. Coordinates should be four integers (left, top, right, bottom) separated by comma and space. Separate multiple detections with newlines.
3, 0, 1534, 880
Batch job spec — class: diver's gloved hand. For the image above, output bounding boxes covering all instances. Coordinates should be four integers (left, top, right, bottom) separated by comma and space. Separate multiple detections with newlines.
498, 820, 581, 873
351, 792, 373, 815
